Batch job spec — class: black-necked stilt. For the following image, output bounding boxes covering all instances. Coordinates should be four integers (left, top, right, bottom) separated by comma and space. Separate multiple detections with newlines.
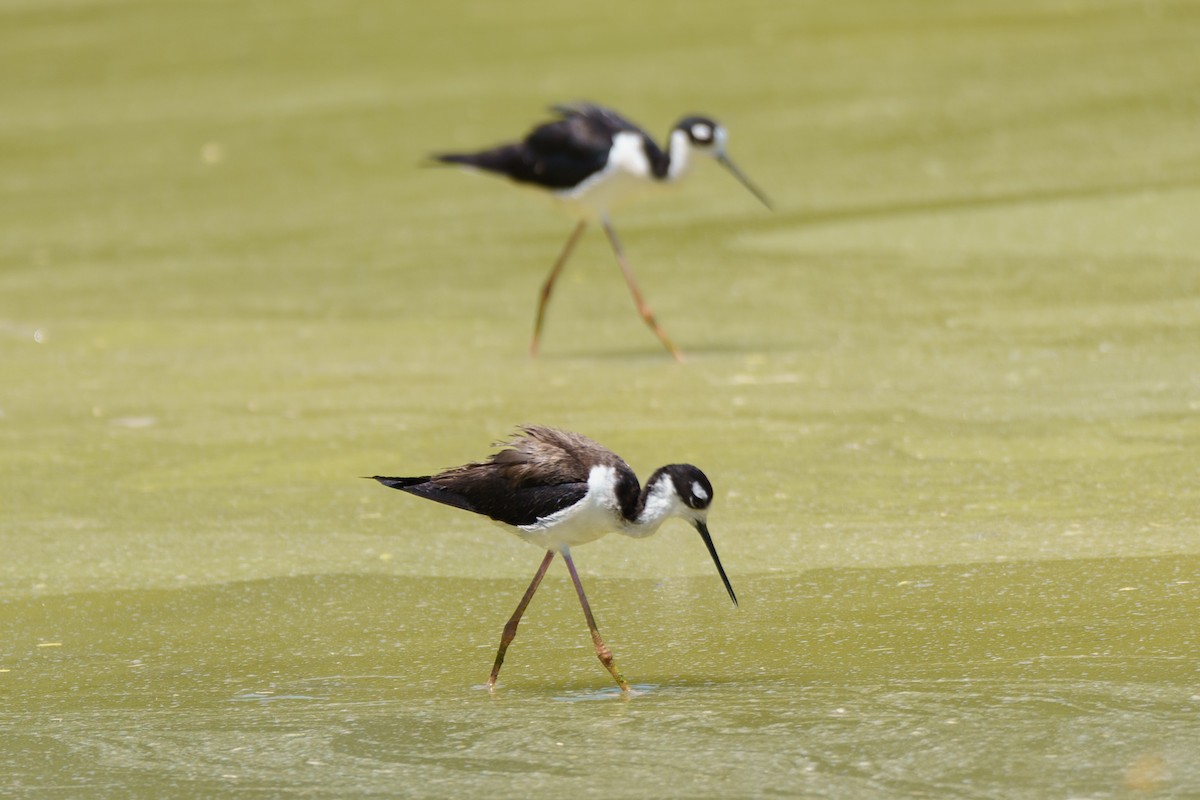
432, 102, 771, 361
372, 425, 737, 691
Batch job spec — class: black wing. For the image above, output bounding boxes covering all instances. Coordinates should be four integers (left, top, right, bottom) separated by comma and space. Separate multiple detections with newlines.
546, 102, 645, 139
546, 103, 668, 180
373, 425, 640, 527
432, 103, 651, 190
373, 473, 589, 527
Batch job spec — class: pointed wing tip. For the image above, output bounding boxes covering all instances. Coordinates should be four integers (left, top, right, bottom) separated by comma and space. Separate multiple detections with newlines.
371, 476, 432, 490
427, 153, 467, 167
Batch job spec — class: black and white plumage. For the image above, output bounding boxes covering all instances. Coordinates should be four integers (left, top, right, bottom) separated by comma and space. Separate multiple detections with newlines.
432, 103, 771, 361
372, 424, 737, 691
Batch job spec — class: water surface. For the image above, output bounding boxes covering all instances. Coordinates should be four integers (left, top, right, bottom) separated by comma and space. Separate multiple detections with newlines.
3, 0, 1199, 796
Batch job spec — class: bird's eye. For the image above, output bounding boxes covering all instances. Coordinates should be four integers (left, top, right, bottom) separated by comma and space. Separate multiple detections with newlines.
690, 123, 713, 143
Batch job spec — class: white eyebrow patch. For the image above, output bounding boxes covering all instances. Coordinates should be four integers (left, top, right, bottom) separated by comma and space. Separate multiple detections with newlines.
691, 123, 713, 141
692, 481, 709, 501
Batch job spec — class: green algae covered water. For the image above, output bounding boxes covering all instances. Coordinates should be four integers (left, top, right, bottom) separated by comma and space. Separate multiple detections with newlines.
2, 1, 1198, 796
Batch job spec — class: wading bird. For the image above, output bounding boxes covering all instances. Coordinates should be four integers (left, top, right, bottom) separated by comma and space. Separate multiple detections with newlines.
432, 102, 771, 361
372, 425, 737, 691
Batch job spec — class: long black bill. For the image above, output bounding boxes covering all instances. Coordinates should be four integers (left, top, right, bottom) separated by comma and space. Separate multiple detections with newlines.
695, 521, 738, 607
716, 152, 773, 211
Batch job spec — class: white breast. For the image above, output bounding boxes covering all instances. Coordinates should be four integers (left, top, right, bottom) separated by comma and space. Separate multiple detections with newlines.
510, 465, 624, 550
553, 132, 660, 217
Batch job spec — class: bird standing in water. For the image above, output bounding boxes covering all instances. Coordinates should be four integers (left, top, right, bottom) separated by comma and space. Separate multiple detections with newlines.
432, 102, 771, 361
372, 425, 737, 691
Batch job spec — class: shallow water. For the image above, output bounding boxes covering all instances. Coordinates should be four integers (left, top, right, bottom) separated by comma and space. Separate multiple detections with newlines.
4, 561, 1197, 797
3, 0, 1200, 797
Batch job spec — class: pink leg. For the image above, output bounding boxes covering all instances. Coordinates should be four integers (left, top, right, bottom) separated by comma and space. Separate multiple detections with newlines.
601, 216, 683, 362
488, 550, 555, 691
561, 547, 631, 691
531, 220, 588, 357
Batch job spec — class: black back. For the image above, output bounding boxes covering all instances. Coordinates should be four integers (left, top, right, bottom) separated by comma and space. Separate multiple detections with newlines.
373, 426, 641, 527
432, 103, 671, 188
375, 474, 589, 528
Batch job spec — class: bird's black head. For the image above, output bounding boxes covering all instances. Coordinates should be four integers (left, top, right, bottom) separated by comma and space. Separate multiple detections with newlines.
671, 114, 772, 209
674, 115, 724, 149
663, 463, 714, 511
660, 463, 736, 607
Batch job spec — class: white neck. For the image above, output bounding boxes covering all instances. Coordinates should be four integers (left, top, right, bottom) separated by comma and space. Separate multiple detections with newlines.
622, 474, 686, 539
665, 129, 695, 182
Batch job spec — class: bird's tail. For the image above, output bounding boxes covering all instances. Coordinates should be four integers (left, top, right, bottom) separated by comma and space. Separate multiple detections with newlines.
369, 474, 484, 517
428, 145, 525, 175
429, 153, 478, 167
369, 475, 431, 490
